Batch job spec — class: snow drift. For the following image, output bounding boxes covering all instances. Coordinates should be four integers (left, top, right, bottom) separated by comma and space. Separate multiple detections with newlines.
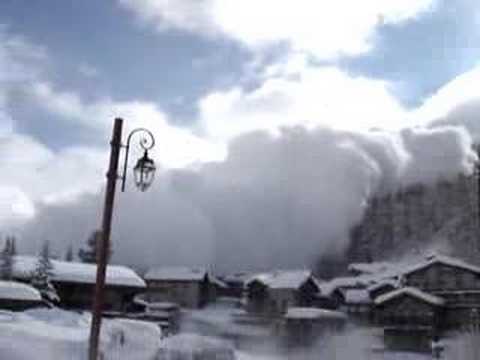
0, 308, 161, 360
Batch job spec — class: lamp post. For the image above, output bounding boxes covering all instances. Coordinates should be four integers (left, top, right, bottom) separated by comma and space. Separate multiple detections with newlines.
88, 118, 156, 360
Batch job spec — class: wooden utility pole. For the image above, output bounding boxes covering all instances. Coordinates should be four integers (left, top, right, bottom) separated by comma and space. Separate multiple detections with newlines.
88, 118, 123, 360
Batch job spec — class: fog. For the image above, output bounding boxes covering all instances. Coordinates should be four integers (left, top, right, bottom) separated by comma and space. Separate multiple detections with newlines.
16, 123, 476, 273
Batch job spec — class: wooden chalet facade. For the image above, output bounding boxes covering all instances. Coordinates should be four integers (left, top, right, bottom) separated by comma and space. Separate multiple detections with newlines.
245, 270, 320, 316
144, 267, 223, 309
280, 307, 347, 347
399, 254, 480, 328
374, 287, 445, 330
342, 254, 480, 332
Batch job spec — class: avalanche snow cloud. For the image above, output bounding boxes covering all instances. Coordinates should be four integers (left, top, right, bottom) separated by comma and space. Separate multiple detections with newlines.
19, 124, 476, 272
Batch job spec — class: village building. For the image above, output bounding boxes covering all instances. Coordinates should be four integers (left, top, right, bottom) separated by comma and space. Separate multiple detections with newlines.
374, 287, 445, 327
342, 288, 372, 322
12, 256, 146, 311
245, 270, 320, 316
129, 295, 181, 335
316, 275, 378, 310
398, 254, 480, 328
0, 281, 46, 311
341, 254, 480, 332
220, 272, 251, 298
367, 280, 398, 300
280, 307, 347, 347
374, 287, 445, 351
143, 266, 225, 309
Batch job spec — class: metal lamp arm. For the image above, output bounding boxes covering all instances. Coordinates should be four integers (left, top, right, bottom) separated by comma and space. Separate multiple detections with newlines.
120, 128, 155, 192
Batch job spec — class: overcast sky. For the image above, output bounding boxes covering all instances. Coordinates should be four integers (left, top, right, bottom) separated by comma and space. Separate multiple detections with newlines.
1, 0, 480, 271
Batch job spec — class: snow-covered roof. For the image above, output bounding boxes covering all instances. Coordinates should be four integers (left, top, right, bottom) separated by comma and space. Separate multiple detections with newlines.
285, 307, 347, 320
344, 289, 372, 305
210, 275, 228, 288
221, 272, 251, 283
0, 281, 42, 302
144, 266, 208, 282
13, 256, 145, 288
402, 254, 480, 277
246, 270, 319, 290
367, 279, 399, 294
374, 287, 445, 307
348, 262, 393, 275
319, 275, 376, 296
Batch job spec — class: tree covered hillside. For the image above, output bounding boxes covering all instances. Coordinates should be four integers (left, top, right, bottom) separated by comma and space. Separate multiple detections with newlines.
347, 170, 480, 265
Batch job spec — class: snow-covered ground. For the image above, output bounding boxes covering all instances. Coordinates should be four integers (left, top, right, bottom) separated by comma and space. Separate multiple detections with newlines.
0, 305, 477, 359
0, 308, 161, 360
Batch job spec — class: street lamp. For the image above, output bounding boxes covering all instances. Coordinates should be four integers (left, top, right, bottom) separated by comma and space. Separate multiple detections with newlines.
88, 118, 156, 360
133, 150, 156, 191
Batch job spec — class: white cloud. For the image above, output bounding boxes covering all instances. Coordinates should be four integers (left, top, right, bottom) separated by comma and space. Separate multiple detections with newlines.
0, 25, 48, 136
78, 63, 99, 78
25, 82, 226, 168
407, 64, 480, 141
0, 186, 35, 228
119, 0, 435, 58
0, 134, 106, 205
414, 66, 480, 124
199, 64, 407, 139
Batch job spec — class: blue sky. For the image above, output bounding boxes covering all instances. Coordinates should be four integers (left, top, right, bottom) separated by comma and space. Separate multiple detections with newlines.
0, 0, 250, 122
1, 0, 477, 116
1, 0, 480, 237
0, 0, 475, 119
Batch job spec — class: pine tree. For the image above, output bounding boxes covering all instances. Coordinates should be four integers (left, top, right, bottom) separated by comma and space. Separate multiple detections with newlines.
65, 244, 74, 262
9, 236, 16, 257
78, 230, 111, 264
0, 237, 14, 280
31, 240, 58, 302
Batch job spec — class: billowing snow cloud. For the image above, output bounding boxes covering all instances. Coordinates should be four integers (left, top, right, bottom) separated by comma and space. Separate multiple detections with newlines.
118, 0, 436, 58
2, 14, 480, 272
18, 124, 476, 272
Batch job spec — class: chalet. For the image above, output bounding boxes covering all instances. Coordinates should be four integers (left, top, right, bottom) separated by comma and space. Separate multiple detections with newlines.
367, 280, 398, 300
12, 256, 146, 311
345, 254, 480, 331
144, 266, 224, 308
374, 287, 445, 351
342, 289, 372, 322
245, 270, 320, 316
220, 272, 251, 298
398, 254, 480, 328
280, 307, 347, 347
316, 275, 376, 309
374, 287, 445, 327
0, 281, 46, 311
129, 295, 181, 335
